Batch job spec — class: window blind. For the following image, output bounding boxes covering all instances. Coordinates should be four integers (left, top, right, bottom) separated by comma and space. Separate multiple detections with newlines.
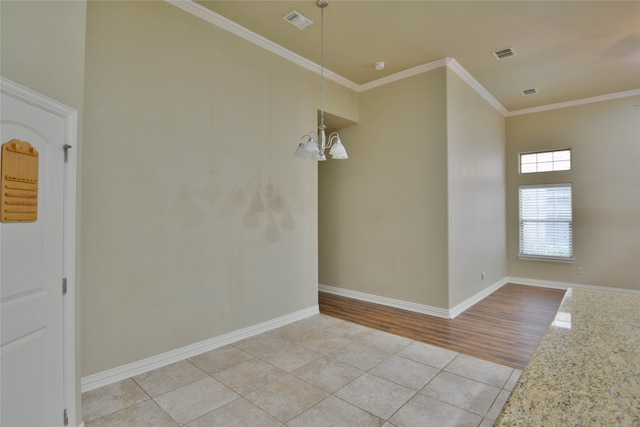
519, 183, 573, 259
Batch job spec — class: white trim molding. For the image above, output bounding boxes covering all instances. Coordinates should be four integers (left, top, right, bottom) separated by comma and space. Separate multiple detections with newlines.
445, 58, 508, 116
166, 0, 640, 118
320, 277, 639, 321
357, 58, 448, 92
449, 278, 509, 318
166, 0, 359, 91
165, 0, 637, 117
164, 0, 506, 115
320, 280, 508, 319
81, 305, 319, 393
320, 284, 450, 318
357, 58, 508, 116
506, 89, 640, 117
1, 76, 79, 427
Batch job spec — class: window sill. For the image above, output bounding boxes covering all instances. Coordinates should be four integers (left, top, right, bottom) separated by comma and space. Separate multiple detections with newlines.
518, 255, 575, 263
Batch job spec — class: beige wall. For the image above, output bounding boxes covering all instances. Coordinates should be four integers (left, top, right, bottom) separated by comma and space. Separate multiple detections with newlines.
82, 1, 358, 376
446, 69, 506, 306
0, 0, 86, 108
1, 0, 87, 422
324, 78, 359, 125
506, 96, 640, 291
319, 68, 450, 308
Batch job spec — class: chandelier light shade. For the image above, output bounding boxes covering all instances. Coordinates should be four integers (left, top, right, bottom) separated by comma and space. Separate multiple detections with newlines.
294, 0, 348, 161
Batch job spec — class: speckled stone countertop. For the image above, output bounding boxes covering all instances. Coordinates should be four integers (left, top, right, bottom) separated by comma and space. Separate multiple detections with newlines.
494, 288, 640, 427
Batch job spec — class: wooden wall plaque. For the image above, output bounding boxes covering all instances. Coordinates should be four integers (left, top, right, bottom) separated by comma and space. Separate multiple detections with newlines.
1, 139, 39, 222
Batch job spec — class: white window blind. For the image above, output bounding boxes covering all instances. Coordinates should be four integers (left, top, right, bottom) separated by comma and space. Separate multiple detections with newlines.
519, 183, 573, 259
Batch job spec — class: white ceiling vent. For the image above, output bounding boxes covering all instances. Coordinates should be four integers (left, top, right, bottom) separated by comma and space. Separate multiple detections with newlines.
521, 88, 538, 96
492, 47, 515, 60
283, 10, 313, 30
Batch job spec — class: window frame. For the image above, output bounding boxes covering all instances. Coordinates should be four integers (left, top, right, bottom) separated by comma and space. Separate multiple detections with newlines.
518, 183, 574, 262
519, 149, 571, 174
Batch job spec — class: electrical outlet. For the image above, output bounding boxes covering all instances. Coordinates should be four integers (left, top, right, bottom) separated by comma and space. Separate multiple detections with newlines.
576, 267, 584, 276
481, 272, 486, 281
222, 304, 230, 317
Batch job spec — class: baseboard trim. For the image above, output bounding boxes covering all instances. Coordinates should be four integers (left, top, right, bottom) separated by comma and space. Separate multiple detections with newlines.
82, 279, 637, 393
320, 281, 508, 319
448, 278, 509, 318
506, 277, 640, 295
81, 305, 319, 393
320, 278, 639, 322
319, 284, 451, 318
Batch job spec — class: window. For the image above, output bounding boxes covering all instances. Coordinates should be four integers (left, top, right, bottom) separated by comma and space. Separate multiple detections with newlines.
519, 183, 573, 260
520, 149, 571, 174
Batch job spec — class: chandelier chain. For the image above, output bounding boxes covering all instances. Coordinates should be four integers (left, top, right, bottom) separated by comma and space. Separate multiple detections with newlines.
319, 5, 325, 129
293, 0, 348, 161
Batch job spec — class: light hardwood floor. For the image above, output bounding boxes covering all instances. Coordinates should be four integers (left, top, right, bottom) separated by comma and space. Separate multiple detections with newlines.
319, 283, 567, 370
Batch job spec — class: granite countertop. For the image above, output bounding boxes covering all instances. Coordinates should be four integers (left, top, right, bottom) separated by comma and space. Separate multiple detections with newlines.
494, 288, 640, 427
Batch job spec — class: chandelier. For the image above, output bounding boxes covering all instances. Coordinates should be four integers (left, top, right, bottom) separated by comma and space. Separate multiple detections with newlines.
294, 0, 348, 161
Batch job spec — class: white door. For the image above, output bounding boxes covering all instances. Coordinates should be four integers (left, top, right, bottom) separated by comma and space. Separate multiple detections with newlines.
1, 81, 73, 426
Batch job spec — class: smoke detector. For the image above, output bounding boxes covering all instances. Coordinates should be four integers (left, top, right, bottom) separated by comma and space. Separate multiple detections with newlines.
283, 10, 313, 30
492, 47, 515, 60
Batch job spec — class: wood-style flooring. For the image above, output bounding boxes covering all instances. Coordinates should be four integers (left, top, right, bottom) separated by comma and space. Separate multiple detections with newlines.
319, 283, 566, 370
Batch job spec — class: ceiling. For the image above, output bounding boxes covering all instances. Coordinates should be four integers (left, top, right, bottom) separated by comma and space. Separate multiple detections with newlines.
195, 1, 639, 113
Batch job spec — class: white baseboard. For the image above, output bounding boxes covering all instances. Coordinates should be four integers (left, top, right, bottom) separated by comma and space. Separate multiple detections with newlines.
81, 305, 319, 393
319, 284, 451, 318
320, 277, 639, 321
448, 278, 508, 318
82, 278, 637, 393
506, 277, 640, 295
320, 280, 508, 319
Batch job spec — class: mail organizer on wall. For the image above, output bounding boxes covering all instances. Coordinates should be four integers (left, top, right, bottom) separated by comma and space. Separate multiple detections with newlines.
1, 139, 39, 223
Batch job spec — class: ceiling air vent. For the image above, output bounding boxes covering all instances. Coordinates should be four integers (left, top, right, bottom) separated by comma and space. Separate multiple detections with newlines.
492, 47, 515, 60
522, 88, 538, 96
283, 10, 313, 30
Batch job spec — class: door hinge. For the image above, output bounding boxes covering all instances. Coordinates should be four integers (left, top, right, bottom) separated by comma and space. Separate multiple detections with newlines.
63, 144, 72, 163
63, 408, 69, 426
62, 278, 68, 295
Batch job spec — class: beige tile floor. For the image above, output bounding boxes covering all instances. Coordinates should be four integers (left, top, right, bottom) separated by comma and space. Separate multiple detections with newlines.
82, 314, 522, 426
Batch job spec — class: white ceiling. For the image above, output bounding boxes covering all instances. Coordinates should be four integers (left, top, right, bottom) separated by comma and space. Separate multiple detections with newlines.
195, 1, 640, 113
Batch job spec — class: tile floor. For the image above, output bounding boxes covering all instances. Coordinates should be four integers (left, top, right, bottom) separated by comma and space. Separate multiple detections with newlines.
82, 314, 522, 426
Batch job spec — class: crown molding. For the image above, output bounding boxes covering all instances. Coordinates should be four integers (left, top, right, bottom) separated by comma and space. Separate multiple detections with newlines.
166, 0, 637, 118
506, 89, 640, 117
445, 57, 509, 116
165, 0, 359, 91
358, 57, 508, 116
165, 0, 507, 114
357, 58, 448, 92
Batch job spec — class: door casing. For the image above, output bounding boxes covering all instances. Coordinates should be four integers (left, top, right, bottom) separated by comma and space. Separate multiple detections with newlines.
0, 76, 78, 426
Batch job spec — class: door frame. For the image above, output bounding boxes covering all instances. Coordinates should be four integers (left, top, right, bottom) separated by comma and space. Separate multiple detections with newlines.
1, 76, 78, 426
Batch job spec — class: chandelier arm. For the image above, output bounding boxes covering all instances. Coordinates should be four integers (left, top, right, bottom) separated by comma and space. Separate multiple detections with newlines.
326, 132, 340, 149
299, 131, 318, 145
